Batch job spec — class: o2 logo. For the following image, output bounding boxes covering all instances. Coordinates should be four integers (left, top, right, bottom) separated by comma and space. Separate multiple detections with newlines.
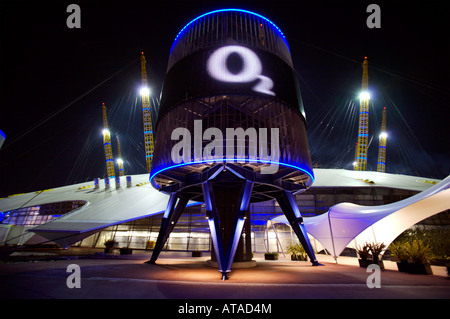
207, 46, 275, 96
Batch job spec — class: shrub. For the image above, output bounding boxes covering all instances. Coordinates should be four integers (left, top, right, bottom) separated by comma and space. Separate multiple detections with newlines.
390, 241, 410, 262
409, 239, 433, 264
368, 242, 386, 262
287, 243, 306, 260
356, 243, 371, 261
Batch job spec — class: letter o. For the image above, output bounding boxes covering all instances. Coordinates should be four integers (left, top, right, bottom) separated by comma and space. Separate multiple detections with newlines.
207, 46, 262, 83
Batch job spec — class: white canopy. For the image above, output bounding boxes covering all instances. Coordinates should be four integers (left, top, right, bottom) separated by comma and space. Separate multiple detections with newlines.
273, 174, 450, 259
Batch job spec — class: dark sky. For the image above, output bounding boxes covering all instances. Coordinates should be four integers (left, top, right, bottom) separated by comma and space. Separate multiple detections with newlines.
1, 0, 449, 197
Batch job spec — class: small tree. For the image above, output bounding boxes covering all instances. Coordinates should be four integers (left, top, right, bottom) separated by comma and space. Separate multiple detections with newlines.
390, 241, 410, 263
409, 239, 433, 264
287, 243, 307, 261
368, 242, 386, 263
356, 243, 371, 261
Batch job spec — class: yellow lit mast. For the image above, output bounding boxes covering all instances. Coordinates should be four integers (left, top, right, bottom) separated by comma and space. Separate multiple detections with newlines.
377, 107, 387, 173
116, 134, 125, 176
354, 57, 370, 171
140, 52, 155, 173
102, 103, 115, 179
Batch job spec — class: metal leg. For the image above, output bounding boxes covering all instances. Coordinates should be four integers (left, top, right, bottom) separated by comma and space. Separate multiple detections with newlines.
224, 180, 254, 273
276, 190, 322, 266
147, 193, 188, 264
203, 180, 254, 279
202, 181, 227, 276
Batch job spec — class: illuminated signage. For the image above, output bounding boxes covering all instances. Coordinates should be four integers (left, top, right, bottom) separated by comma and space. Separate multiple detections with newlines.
207, 46, 275, 96
158, 45, 305, 120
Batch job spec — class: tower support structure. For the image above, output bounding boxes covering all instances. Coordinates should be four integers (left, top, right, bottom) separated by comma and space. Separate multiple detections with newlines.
377, 107, 387, 172
140, 52, 155, 173
355, 57, 370, 171
146, 9, 322, 279
101, 103, 115, 179
116, 134, 125, 176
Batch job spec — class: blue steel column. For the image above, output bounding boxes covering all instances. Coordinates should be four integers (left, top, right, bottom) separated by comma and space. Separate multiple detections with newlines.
223, 180, 254, 276
147, 193, 189, 264
276, 190, 321, 266
201, 181, 227, 278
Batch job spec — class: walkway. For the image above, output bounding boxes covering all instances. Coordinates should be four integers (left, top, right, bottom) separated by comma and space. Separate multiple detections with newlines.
1, 250, 448, 300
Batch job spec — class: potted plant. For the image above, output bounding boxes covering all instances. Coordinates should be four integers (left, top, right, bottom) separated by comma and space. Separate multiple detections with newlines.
405, 239, 433, 274
368, 242, 385, 270
356, 243, 372, 268
287, 243, 307, 261
264, 252, 279, 260
390, 241, 410, 270
390, 239, 433, 274
104, 239, 117, 253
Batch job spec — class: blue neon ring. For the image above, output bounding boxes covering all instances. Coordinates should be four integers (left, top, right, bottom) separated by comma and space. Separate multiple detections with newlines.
150, 159, 314, 185
170, 9, 289, 53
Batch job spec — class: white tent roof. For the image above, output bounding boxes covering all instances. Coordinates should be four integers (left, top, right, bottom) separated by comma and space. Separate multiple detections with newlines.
0, 169, 445, 248
310, 168, 440, 192
273, 174, 450, 258
0, 175, 172, 247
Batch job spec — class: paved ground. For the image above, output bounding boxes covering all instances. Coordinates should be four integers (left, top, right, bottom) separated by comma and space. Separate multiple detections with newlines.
1, 250, 449, 301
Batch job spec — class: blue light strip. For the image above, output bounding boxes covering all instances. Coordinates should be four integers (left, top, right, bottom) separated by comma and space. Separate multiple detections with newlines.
150, 159, 314, 184
170, 9, 289, 53
358, 134, 369, 137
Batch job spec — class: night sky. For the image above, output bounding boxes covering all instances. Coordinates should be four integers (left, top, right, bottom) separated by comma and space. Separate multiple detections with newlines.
1, 0, 449, 197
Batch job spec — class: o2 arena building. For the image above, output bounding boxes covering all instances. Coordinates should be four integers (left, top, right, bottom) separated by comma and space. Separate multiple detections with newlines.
1, 170, 449, 261
1, 9, 449, 266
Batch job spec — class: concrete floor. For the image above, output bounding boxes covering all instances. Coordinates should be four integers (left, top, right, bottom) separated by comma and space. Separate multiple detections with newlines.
0, 250, 449, 300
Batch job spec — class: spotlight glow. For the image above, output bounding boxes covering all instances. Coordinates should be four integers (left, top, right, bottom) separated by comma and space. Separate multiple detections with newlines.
140, 87, 150, 96
102, 129, 110, 135
359, 91, 370, 100
379, 132, 388, 139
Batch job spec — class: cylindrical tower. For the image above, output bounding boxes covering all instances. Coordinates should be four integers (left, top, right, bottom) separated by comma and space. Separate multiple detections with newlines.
148, 9, 320, 278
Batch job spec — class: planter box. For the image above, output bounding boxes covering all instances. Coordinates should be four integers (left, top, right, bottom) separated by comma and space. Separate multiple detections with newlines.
265, 253, 278, 260
358, 259, 385, 270
291, 255, 307, 261
396, 262, 432, 275
119, 248, 133, 255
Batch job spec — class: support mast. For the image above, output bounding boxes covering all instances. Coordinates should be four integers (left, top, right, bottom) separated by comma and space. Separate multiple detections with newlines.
377, 107, 387, 173
102, 103, 115, 179
140, 52, 155, 173
354, 57, 370, 171
116, 134, 125, 176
